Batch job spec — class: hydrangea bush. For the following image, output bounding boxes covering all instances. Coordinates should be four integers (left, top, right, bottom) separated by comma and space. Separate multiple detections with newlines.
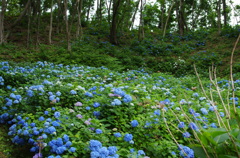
0, 61, 239, 158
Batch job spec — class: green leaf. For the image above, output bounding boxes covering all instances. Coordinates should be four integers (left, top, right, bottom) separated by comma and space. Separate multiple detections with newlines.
218, 155, 238, 158
230, 128, 240, 138
198, 134, 209, 146
191, 145, 214, 158
214, 133, 230, 144
204, 128, 227, 137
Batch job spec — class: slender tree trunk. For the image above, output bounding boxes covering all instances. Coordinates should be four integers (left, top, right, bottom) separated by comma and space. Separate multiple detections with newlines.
99, 0, 103, 25
27, 6, 31, 48
106, 0, 112, 24
69, 1, 79, 34
64, 0, 71, 52
96, 0, 103, 24
222, 0, 227, 26
176, 0, 185, 35
129, 0, 140, 30
110, 0, 121, 45
217, 0, 221, 34
86, 3, 91, 22
36, 0, 41, 46
49, 0, 54, 44
163, 3, 174, 38
138, 0, 145, 41
161, 4, 165, 30
179, 0, 185, 35
56, 0, 62, 34
0, 0, 7, 44
191, 0, 195, 30
76, 0, 83, 38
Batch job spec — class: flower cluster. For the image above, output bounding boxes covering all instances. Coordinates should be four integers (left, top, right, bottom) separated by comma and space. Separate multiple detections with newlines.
89, 140, 119, 158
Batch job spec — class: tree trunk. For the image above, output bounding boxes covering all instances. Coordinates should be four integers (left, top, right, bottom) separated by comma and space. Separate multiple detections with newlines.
138, 0, 145, 41
106, 0, 112, 25
0, 0, 7, 44
27, 5, 31, 48
217, 0, 221, 34
163, 3, 174, 38
110, 0, 121, 45
86, 3, 91, 22
161, 4, 165, 30
76, 0, 83, 38
96, 0, 102, 24
56, 0, 62, 34
69, 1, 79, 35
222, 0, 227, 26
179, 0, 184, 35
49, 0, 54, 44
36, 0, 41, 46
158, 1, 165, 30
129, 0, 140, 30
64, 0, 71, 52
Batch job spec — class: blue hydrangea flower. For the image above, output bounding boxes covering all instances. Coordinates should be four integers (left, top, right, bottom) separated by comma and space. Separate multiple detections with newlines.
93, 111, 101, 117
123, 95, 132, 103
219, 112, 224, 117
91, 151, 100, 158
95, 129, 103, 134
85, 92, 93, 97
70, 90, 77, 95
54, 112, 60, 118
114, 132, 121, 137
138, 150, 145, 156
192, 93, 199, 97
45, 126, 56, 134
63, 134, 69, 142
108, 146, 117, 155
52, 121, 60, 127
189, 122, 199, 131
65, 141, 72, 147
189, 108, 195, 115
210, 123, 217, 128
56, 146, 66, 154
56, 91, 61, 96
111, 99, 122, 106
179, 145, 194, 158
44, 111, 49, 115
131, 120, 139, 127
124, 133, 133, 142
42, 134, 48, 139
93, 102, 100, 108
38, 116, 45, 121
171, 151, 176, 155
209, 106, 217, 112
69, 147, 76, 152
99, 147, 109, 157
154, 110, 161, 116
89, 140, 102, 152
178, 122, 185, 128
130, 148, 135, 153
183, 132, 191, 138
180, 99, 187, 104
113, 88, 125, 97
200, 108, 208, 115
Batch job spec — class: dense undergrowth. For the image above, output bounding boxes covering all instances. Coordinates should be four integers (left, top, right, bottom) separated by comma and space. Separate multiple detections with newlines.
0, 25, 240, 78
